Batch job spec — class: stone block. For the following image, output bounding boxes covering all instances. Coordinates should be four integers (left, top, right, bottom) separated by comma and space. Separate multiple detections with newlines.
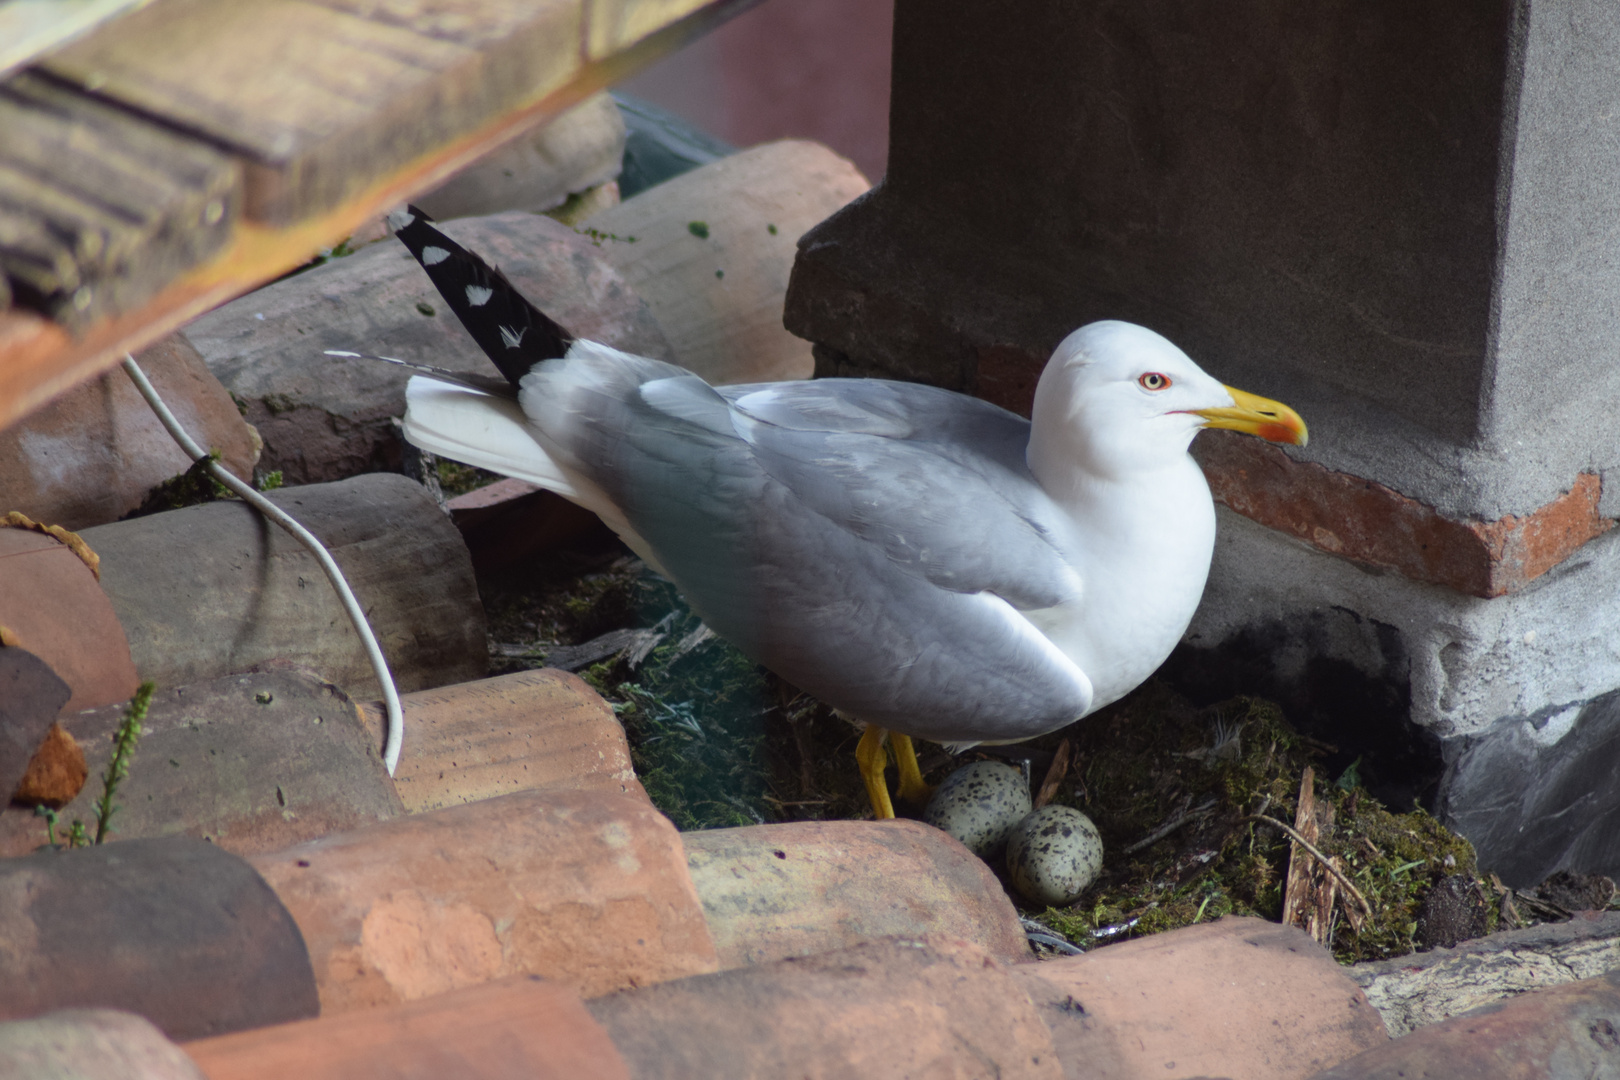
0, 668, 404, 858
786, 0, 1620, 527
683, 817, 1028, 967
0, 1010, 208, 1080
413, 93, 626, 220
80, 472, 485, 700
249, 789, 718, 1012
0, 523, 139, 715
0, 836, 318, 1040
184, 975, 629, 1080
586, 935, 1062, 1080
0, 648, 70, 803
586, 139, 870, 386
184, 212, 671, 486
1177, 507, 1620, 880
1011, 917, 1388, 1080
354, 668, 647, 814
779, 0, 1620, 882
1305, 968, 1620, 1080
0, 333, 259, 529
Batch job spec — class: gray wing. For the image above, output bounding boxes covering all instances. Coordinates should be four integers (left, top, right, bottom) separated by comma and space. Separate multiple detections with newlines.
532, 364, 1092, 743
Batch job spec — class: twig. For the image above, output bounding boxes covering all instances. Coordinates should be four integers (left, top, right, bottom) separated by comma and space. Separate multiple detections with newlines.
1033, 739, 1072, 810
1247, 813, 1374, 919
1124, 796, 1217, 854
122, 355, 405, 774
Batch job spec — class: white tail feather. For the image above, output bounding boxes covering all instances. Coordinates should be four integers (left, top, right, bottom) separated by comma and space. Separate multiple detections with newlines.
402, 376, 668, 575
403, 377, 578, 495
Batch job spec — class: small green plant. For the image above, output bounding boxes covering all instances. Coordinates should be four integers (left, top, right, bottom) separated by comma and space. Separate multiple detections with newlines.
687, 221, 710, 239
94, 681, 153, 844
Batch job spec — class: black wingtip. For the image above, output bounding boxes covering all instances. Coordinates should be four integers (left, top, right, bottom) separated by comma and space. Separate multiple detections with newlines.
392, 205, 575, 391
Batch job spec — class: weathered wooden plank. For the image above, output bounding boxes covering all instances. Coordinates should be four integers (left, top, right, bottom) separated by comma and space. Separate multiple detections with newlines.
588, 0, 715, 59
0, 0, 157, 81
0, 73, 240, 328
0, 0, 757, 436
45, 0, 582, 224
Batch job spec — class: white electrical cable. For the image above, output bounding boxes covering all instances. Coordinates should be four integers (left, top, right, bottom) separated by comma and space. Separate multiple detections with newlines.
120, 354, 405, 774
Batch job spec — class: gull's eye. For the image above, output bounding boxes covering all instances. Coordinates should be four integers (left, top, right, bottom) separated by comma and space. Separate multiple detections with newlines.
1138, 372, 1171, 391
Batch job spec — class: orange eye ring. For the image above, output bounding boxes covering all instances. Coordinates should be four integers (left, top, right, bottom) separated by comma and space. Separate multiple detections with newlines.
1139, 372, 1172, 391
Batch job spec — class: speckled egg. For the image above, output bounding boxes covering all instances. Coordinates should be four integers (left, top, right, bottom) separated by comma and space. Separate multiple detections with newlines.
1006, 806, 1103, 906
922, 761, 1032, 858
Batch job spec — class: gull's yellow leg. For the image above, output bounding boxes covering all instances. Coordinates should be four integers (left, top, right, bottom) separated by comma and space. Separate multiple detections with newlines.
856, 725, 896, 819
891, 733, 934, 806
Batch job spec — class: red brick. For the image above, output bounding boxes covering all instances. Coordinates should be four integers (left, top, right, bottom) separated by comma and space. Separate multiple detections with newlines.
0, 837, 318, 1040
1196, 433, 1613, 598
249, 789, 719, 1012
587, 935, 1063, 1079
0, 334, 259, 530
356, 668, 648, 813
445, 481, 611, 572
0, 525, 138, 714
1011, 916, 1388, 1080
684, 818, 1029, 966
185, 976, 629, 1080
0, 648, 71, 803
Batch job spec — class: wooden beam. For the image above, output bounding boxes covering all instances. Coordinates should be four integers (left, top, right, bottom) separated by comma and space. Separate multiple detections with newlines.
0, 0, 759, 434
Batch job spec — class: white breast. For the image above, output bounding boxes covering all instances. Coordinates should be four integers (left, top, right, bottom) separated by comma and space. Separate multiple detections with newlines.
1022, 457, 1218, 711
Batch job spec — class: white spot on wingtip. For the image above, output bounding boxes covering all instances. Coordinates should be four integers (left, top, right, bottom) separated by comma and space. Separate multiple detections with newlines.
465, 285, 494, 307
386, 208, 414, 231
422, 246, 450, 266
499, 325, 525, 349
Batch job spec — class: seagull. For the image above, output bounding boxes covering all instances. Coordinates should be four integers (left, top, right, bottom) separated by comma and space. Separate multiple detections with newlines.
336, 206, 1307, 819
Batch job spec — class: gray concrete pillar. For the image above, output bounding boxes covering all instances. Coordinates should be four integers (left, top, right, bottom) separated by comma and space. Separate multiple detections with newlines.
785, 0, 1620, 885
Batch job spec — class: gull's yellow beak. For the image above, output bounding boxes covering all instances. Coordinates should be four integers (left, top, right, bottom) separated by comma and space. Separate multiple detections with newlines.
1194, 386, 1308, 447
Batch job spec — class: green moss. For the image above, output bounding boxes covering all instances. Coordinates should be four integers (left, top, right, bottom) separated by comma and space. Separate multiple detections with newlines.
575, 226, 638, 247
434, 460, 503, 497
687, 221, 710, 239
125, 453, 229, 518
1017, 685, 1491, 964
576, 571, 779, 830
